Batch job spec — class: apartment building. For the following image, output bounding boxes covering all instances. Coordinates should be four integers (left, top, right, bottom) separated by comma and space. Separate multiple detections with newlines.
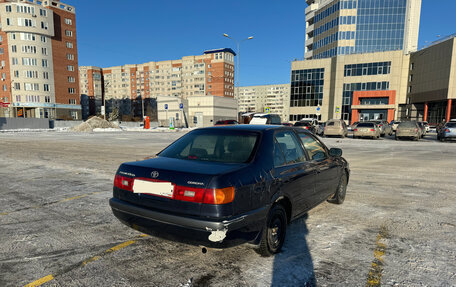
79, 48, 236, 120
305, 0, 421, 59
236, 84, 290, 122
0, 0, 79, 119
79, 66, 102, 119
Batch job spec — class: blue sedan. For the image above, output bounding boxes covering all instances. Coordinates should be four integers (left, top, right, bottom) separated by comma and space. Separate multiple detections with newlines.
110, 125, 349, 256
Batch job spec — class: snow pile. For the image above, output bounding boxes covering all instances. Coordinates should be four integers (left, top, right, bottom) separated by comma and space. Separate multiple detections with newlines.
71, 117, 120, 132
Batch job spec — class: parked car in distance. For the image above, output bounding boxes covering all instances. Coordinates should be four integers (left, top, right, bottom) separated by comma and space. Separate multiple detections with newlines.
281, 122, 293, 127
437, 122, 456, 142
417, 121, 427, 138
249, 113, 282, 125
324, 119, 348, 138
391, 121, 401, 132
422, 121, 430, 132
110, 125, 349, 256
299, 118, 319, 127
294, 120, 316, 133
396, 121, 421, 141
315, 121, 326, 136
215, 120, 239, 126
353, 122, 380, 139
349, 121, 359, 132
370, 120, 392, 136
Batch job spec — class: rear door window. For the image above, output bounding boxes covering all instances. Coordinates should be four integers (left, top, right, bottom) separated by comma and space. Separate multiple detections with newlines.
297, 133, 328, 161
274, 130, 307, 165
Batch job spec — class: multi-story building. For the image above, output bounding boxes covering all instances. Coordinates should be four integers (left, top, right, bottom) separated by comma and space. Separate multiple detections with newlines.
79, 66, 102, 119
79, 48, 236, 119
236, 84, 290, 122
402, 35, 456, 124
305, 0, 421, 59
0, 0, 80, 119
291, 0, 422, 124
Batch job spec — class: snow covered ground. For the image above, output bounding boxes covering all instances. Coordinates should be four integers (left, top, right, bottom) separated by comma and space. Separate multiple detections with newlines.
0, 131, 455, 286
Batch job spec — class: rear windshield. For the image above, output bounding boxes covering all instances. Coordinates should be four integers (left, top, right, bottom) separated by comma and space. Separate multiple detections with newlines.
357, 122, 374, 127
446, 123, 456, 128
159, 130, 259, 163
398, 121, 417, 127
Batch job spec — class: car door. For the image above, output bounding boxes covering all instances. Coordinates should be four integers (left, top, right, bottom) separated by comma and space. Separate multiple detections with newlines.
297, 132, 340, 205
272, 130, 316, 217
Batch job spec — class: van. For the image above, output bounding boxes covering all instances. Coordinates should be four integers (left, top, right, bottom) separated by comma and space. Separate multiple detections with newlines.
324, 119, 348, 138
249, 114, 282, 125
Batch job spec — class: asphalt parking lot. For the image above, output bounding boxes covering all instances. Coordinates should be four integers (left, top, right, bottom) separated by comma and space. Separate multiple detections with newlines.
1, 130, 455, 286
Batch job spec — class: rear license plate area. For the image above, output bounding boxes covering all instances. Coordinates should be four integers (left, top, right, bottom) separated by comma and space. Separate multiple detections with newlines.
133, 179, 174, 198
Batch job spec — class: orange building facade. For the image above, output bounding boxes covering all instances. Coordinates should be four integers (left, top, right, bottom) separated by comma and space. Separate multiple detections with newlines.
351, 90, 396, 124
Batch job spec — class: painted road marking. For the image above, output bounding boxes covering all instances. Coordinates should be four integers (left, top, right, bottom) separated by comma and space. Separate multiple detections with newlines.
366, 226, 388, 287
24, 235, 148, 286
24, 275, 54, 287
0, 191, 103, 216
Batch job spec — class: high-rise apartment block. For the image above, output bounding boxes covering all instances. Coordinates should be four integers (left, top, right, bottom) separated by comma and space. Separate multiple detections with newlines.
305, 0, 421, 59
0, 0, 80, 119
236, 84, 290, 122
79, 48, 235, 119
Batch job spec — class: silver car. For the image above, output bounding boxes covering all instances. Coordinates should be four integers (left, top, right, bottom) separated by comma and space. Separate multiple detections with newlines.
324, 119, 348, 138
437, 122, 456, 141
396, 121, 422, 141
353, 122, 380, 139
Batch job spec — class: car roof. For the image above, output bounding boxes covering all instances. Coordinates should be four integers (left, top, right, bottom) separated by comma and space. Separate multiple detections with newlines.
198, 124, 312, 133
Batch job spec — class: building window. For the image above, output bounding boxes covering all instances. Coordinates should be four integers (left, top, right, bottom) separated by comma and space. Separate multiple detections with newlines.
41, 22, 48, 30
67, 65, 74, 71
14, 70, 19, 77
3, 85, 7, 91
65, 30, 73, 37
43, 71, 49, 79
42, 59, 48, 67
45, 96, 50, 103
40, 9, 47, 17
68, 76, 75, 83
6, 5, 12, 12
7, 18, 11, 25
66, 54, 74, 60
408, 86, 412, 93
42, 47, 47, 55
64, 18, 72, 25
44, 84, 49, 91
41, 36, 47, 43
66, 42, 73, 48
410, 63, 414, 70
0, 48, 3, 55
12, 58, 18, 65
68, 88, 75, 94
12, 45, 17, 53
14, 82, 21, 90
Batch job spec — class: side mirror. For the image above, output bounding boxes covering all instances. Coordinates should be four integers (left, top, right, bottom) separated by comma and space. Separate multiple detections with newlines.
329, 148, 342, 157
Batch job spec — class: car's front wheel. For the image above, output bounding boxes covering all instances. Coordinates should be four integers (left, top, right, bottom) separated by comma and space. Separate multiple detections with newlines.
328, 170, 347, 204
257, 204, 287, 257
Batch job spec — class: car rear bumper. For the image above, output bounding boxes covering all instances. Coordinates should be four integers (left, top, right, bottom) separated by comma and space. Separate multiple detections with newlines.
109, 197, 267, 248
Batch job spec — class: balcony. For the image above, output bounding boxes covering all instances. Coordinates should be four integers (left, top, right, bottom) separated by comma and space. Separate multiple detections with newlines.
305, 38, 314, 47
306, 24, 314, 33
305, 3, 319, 15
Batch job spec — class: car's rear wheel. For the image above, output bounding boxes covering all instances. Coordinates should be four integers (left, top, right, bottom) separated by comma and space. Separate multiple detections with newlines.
257, 204, 287, 257
328, 171, 347, 204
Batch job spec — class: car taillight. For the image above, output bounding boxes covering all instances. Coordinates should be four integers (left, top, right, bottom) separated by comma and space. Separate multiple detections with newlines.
370, 129, 375, 131
304, 126, 309, 130
174, 185, 235, 205
415, 128, 418, 132
354, 128, 358, 131
379, 124, 383, 127
114, 175, 134, 191
444, 128, 450, 132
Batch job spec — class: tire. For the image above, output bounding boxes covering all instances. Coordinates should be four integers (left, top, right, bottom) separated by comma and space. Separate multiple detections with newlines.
328, 170, 347, 204
395, 136, 399, 141
257, 204, 287, 257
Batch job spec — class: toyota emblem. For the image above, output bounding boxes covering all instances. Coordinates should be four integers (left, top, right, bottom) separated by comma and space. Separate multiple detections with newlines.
151, 171, 159, 178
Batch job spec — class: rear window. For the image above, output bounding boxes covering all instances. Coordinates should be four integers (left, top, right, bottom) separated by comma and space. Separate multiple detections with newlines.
398, 121, 417, 128
159, 130, 258, 163
327, 122, 335, 126
357, 122, 374, 127
294, 121, 311, 127
446, 123, 456, 128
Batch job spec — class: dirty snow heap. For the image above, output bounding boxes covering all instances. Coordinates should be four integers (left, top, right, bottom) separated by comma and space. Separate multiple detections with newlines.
71, 117, 120, 132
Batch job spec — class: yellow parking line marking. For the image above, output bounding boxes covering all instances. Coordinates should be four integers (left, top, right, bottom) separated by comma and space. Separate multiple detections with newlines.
24, 274, 54, 287
24, 234, 149, 286
366, 226, 388, 287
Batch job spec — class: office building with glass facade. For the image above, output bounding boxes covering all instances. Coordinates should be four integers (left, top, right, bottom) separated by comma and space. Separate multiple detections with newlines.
305, 0, 421, 60
290, 50, 409, 123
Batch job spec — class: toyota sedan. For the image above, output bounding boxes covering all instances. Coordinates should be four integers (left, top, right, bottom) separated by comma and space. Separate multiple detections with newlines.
110, 125, 349, 256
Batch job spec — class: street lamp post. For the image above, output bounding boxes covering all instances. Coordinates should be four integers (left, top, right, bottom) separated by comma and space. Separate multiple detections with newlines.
223, 34, 253, 99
